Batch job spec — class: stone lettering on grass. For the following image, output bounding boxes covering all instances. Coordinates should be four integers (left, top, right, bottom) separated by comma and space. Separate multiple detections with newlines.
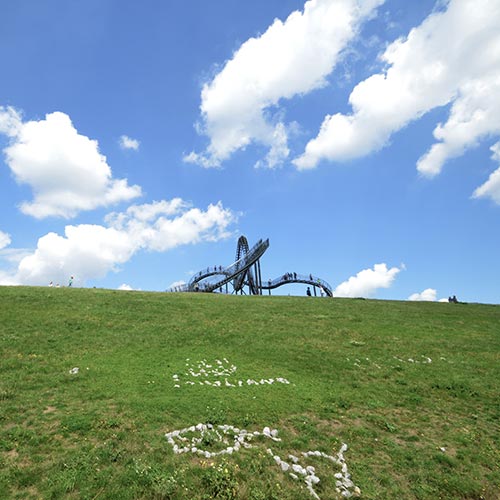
347, 354, 437, 370
172, 358, 290, 388
165, 424, 360, 499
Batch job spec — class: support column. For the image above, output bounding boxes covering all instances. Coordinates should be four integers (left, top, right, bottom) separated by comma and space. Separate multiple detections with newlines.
257, 259, 262, 295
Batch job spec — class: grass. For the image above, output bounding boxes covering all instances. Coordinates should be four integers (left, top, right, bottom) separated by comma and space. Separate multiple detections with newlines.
0, 286, 499, 499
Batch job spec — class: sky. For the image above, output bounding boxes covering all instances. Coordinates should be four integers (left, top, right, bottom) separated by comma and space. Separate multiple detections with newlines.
0, 0, 499, 304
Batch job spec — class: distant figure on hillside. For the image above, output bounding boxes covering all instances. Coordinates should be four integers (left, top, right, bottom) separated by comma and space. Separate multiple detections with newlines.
306, 287, 312, 297
448, 295, 458, 303
68, 276, 74, 287
49, 281, 53, 287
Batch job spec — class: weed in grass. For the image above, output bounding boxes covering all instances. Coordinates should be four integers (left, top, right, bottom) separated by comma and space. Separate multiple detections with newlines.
150, 468, 182, 499
201, 459, 238, 500
0, 387, 15, 401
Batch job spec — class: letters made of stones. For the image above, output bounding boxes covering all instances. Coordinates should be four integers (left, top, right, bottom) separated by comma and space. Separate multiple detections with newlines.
172, 358, 290, 388
165, 423, 360, 499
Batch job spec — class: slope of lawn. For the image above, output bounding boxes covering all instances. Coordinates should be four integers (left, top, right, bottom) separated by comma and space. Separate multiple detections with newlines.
0, 286, 499, 499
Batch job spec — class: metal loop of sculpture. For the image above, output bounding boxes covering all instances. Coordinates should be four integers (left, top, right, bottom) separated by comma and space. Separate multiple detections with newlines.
169, 236, 332, 297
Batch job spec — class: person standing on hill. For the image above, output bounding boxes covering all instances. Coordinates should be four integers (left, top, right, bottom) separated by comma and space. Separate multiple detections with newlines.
68, 276, 74, 287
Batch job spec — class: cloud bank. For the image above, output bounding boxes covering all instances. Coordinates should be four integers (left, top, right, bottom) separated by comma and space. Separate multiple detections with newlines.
332, 263, 400, 298
186, 0, 384, 168
0, 107, 141, 218
2, 199, 236, 287
294, 0, 500, 203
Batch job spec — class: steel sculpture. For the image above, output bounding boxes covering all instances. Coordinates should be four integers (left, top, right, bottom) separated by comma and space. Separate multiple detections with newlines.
168, 236, 333, 297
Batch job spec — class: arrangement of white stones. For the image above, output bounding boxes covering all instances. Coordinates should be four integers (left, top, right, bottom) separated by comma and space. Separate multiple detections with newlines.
347, 354, 436, 369
172, 358, 290, 388
267, 444, 361, 499
393, 355, 432, 364
165, 423, 280, 457
165, 423, 360, 499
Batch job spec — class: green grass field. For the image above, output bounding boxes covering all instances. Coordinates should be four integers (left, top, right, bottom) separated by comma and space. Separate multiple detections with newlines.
0, 286, 499, 499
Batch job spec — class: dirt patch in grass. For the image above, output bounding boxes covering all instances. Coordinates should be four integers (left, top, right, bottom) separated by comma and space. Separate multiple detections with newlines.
4, 448, 19, 460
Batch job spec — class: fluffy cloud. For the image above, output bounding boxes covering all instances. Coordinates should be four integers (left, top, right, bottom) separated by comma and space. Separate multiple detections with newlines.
118, 283, 135, 291
332, 263, 400, 298
119, 135, 140, 151
186, 0, 384, 168
1, 199, 236, 286
0, 230, 11, 250
408, 288, 450, 302
472, 142, 500, 204
408, 288, 437, 301
0, 108, 141, 218
16, 225, 134, 286
294, 0, 500, 202
105, 199, 235, 251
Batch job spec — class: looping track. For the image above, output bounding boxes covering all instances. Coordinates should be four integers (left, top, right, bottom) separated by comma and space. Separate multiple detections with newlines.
169, 236, 332, 297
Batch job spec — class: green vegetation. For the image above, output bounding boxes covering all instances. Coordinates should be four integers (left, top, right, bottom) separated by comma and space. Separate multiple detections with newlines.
0, 286, 499, 499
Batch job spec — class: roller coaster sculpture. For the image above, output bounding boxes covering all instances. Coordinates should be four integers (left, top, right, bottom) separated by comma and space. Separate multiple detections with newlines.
169, 236, 333, 297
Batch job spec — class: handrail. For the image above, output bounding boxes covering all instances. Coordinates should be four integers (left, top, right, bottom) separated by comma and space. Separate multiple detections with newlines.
261, 273, 333, 297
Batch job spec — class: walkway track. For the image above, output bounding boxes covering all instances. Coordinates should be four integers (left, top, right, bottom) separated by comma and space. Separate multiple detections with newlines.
261, 273, 333, 297
168, 236, 332, 297
181, 238, 269, 293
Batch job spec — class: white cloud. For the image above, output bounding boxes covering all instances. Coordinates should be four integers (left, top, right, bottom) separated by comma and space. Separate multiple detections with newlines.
0, 199, 236, 286
0, 106, 22, 137
119, 135, 140, 151
408, 288, 450, 302
332, 263, 400, 298
0, 271, 18, 286
15, 225, 135, 286
472, 141, 500, 204
187, 0, 384, 168
106, 200, 236, 252
118, 283, 135, 291
1, 110, 141, 218
294, 0, 500, 196
408, 288, 437, 301
0, 230, 11, 250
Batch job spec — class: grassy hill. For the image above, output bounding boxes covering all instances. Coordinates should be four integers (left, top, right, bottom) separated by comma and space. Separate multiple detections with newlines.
0, 286, 499, 499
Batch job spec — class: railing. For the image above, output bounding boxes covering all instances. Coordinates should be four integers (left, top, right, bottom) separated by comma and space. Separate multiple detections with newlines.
261, 273, 333, 297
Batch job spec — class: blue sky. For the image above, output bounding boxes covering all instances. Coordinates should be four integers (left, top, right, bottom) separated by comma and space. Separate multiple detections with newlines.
0, 0, 499, 303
